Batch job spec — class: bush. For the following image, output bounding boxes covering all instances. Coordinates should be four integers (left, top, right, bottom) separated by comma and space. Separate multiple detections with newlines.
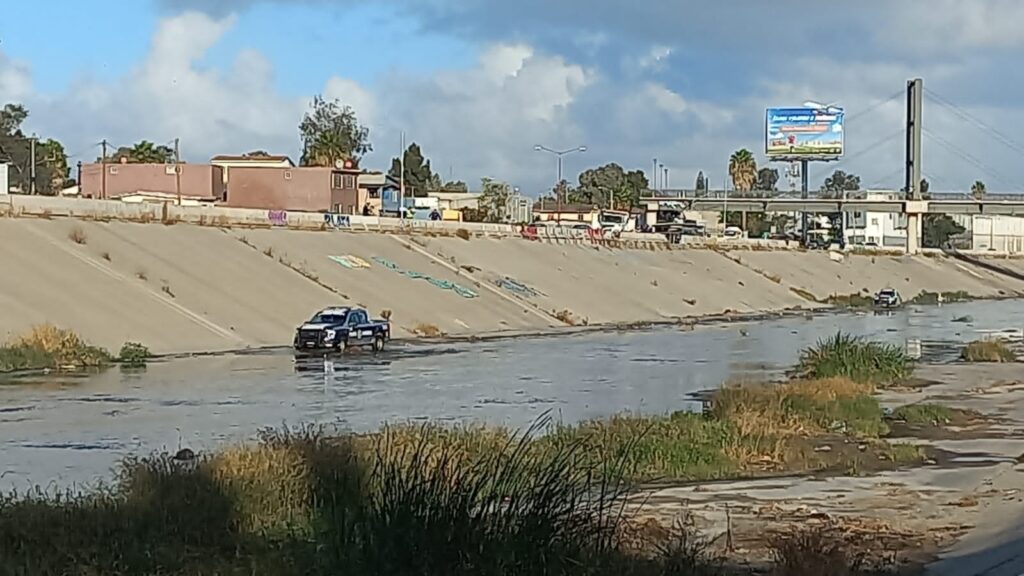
68, 226, 87, 244
962, 339, 1017, 363
455, 228, 472, 241
891, 403, 955, 426
118, 342, 150, 367
0, 324, 111, 373
796, 332, 913, 385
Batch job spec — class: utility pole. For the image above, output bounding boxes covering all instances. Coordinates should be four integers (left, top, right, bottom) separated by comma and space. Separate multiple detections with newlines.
29, 135, 36, 195
399, 131, 405, 220
663, 166, 669, 191
100, 139, 108, 200
905, 78, 924, 253
800, 159, 809, 245
652, 158, 658, 191
174, 138, 181, 205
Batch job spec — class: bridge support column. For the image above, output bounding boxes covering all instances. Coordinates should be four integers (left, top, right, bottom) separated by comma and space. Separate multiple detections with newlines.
906, 214, 921, 254
905, 200, 928, 254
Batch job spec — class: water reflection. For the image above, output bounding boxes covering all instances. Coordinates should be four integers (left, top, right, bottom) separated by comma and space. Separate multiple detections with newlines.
2, 300, 1024, 489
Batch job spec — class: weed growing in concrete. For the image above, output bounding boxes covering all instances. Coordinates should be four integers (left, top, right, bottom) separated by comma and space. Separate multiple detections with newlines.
789, 287, 818, 302
796, 332, 913, 385
161, 284, 176, 299
0, 324, 111, 373
554, 309, 577, 325
118, 342, 150, 368
135, 269, 148, 281
455, 228, 472, 241
825, 293, 874, 309
68, 226, 87, 245
961, 339, 1017, 363
891, 404, 955, 426
412, 323, 444, 338
263, 246, 275, 258
909, 290, 972, 305
100, 251, 112, 262
380, 309, 393, 321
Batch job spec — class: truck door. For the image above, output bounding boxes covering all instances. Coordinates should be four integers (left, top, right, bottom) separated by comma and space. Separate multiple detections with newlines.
348, 310, 371, 345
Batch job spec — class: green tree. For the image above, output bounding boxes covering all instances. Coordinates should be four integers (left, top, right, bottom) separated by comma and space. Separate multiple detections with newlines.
479, 177, 513, 222
0, 103, 66, 195
571, 163, 648, 209
820, 170, 860, 198
923, 215, 966, 248
299, 95, 371, 167
695, 171, 707, 195
441, 180, 468, 193
971, 180, 986, 200
754, 167, 779, 194
106, 140, 175, 164
388, 143, 439, 197
728, 149, 757, 193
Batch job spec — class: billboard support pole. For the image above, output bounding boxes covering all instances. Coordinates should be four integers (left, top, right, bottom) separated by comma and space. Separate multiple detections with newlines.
801, 159, 809, 245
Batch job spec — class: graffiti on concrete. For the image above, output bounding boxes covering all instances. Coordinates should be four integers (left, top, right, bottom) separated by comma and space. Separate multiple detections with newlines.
268, 210, 288, 226
496, 276, 542, 298
371, 256, 479, 298
323, 213, 351, 228
328, 255, 371, 269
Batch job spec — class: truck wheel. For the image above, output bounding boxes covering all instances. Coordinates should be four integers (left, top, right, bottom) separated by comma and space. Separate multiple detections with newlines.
372, 335, 385, 353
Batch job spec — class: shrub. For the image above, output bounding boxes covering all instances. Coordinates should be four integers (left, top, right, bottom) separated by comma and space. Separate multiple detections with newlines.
412, 323, 444, 338
455, 228, 471, 241
68, 226, 87, 244
0, 324, 111, 373
796, 332, 913, 385
118, 342, 150, 368
962, 339, 1017, 363
891, 403, 955, 426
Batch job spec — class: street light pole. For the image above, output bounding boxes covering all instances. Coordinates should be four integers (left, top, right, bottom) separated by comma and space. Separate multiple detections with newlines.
534, 145, 586, 225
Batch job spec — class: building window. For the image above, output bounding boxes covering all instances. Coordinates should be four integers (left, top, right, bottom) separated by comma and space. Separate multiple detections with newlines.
369, 188, 380, 199
870, 218, 879, 226
344, 175, 356, 189
331, 173, 343, 189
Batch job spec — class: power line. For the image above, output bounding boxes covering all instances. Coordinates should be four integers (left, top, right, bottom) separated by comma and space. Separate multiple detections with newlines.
924, 88, 1024, 160
922, 128, 1019, 192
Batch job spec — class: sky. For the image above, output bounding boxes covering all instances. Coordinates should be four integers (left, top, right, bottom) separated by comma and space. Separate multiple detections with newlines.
3, 0, 1024, 195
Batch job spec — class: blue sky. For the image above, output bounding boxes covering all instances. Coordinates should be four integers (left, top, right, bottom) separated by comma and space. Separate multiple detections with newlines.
2, 0, 1024, 194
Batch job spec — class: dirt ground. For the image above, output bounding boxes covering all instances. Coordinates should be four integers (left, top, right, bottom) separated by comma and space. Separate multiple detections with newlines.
629, 362, 1024, 574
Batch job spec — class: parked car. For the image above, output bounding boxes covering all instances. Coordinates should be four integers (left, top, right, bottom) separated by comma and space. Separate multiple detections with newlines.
293, 307, 390, 353
873, 288, 903, 309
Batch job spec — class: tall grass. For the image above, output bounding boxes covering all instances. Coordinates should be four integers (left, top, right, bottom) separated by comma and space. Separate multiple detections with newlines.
962, 339, 1017, 363
0, 324, 111, 373
0, 419, 894, 575
796, 332, 913, 385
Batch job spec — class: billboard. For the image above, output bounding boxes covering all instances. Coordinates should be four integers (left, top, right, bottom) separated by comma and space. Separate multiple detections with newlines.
765, 107, 844, 159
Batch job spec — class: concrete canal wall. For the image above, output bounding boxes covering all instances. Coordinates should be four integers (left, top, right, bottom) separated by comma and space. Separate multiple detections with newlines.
2, 207, 1024, 355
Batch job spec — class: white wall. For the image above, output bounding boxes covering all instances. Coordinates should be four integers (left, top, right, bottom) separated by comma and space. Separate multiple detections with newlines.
973, 215, 1024, 252
0, 163, 7, 195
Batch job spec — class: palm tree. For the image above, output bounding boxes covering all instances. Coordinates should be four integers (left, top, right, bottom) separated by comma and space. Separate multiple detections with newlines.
728, 149, 757, 193
971, 180, 987, 200
127, 140, 173, 164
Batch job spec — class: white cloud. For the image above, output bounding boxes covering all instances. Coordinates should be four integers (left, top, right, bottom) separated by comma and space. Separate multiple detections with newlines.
0, 52, 32, 105
6, 5, 1024, 196
635, 45, 672, 71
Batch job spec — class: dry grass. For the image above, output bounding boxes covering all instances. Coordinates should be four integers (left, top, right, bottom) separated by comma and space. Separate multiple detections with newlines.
0, 324, 112, 373
962, 339, 1017, 363
554, 309, 577, 325
263, 246, 275, 258
770, 527, 871, 576
789, 287, 819, 302
380, 309, 393, 321
100, 251, 111, 261
161, 284, 176, 298
412, 323, 444, 338
455, 229, 472, 241
135, 269, 148, 281
68, 226, 87, 244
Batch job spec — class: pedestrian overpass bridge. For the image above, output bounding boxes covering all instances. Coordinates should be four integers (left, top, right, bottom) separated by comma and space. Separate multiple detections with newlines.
640, 195, 1024, 253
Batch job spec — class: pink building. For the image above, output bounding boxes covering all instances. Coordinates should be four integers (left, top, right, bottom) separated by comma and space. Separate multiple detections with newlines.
80, 163, 224, 201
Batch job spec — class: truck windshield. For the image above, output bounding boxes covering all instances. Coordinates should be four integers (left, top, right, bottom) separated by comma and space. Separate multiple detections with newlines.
311, 313, 347, 324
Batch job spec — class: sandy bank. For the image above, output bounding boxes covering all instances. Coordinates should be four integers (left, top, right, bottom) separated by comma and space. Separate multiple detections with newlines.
1, 217, 1022, 354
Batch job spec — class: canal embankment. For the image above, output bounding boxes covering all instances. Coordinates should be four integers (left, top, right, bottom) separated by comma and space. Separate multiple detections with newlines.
2, 207, 1024, 355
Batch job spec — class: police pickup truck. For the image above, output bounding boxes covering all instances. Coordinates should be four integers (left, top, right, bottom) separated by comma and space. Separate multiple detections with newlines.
293, 307, 390, 353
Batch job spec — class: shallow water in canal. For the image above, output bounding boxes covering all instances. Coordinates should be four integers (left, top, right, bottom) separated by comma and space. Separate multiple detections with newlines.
2, 300, 1023, 490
